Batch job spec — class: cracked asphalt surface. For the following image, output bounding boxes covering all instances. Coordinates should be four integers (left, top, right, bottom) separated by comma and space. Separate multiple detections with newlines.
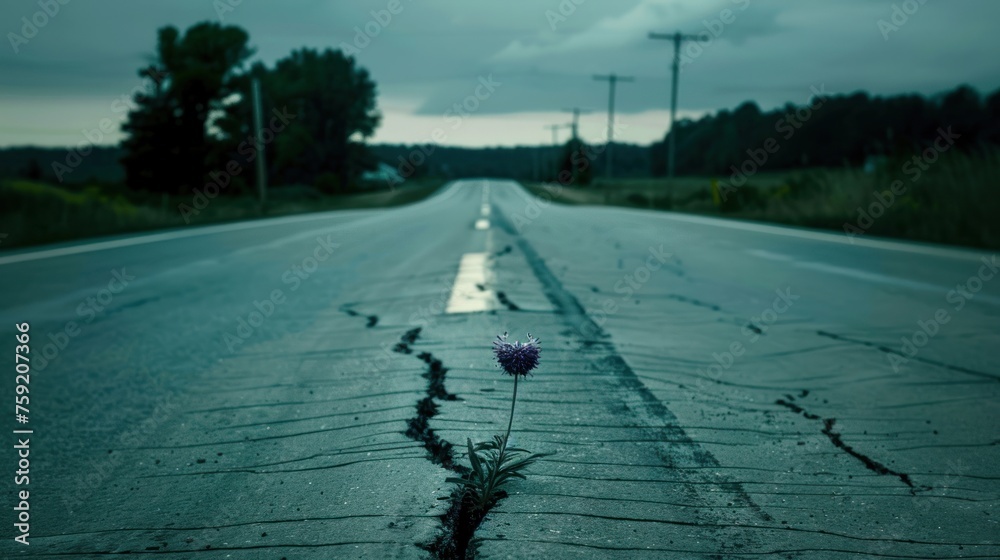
1, 180, 997, 558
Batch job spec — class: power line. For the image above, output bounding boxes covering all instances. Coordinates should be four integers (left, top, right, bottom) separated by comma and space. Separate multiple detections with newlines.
593, 73, 634, 179
649, 31, 699, 178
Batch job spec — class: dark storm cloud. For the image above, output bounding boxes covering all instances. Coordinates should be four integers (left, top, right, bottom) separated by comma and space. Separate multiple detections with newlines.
1, 0, 998, 146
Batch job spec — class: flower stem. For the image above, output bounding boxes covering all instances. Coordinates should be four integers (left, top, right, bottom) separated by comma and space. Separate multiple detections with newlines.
504, 374, 519, 446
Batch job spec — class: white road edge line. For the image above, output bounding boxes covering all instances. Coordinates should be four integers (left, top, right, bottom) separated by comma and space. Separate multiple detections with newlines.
657, 211, 989, 262
0, 211, 351, 266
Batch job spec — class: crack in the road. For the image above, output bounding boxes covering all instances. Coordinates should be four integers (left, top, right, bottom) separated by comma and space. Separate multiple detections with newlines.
775, 393, 919, 489
388, 327, 490, 560
775, 398, 821, 420
666, 293, 723, 312
822, 417, 915, 488
339, 304, 379, 328
816, 330, 1000, 381
490, 208, 774, 553
495, 290, 520, 311
395, 328, 460, 470
393, 327, 421, 354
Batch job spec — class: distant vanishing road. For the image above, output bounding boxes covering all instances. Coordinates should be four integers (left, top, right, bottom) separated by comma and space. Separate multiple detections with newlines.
1, 180, 997, 558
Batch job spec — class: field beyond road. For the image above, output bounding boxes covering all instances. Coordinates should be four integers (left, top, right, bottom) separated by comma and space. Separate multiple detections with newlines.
0, 178, 445, 250
527, 151, 1000, 250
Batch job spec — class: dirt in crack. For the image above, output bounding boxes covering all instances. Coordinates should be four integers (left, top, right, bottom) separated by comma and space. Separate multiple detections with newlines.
395, 328, 489, 559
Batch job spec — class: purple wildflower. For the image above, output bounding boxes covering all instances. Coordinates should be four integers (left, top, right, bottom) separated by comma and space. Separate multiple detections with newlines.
493, 332, 541, 377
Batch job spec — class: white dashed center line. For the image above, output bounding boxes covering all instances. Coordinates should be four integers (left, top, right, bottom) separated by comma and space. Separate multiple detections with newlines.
445, 252, 496, 313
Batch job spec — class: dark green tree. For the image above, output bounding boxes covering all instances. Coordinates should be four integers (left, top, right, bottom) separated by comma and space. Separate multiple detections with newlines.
120, 22, 252, 194
556, 138, 593, 185
650, 84, 1000, 177
20, 158, 43, 181
216, 48, 380, 193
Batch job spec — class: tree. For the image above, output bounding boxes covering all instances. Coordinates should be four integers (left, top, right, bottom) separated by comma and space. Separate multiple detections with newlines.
216, 48, 381, 193
21, 158, 43, 181
556, 138, 593, 185
939, 85, 982, 144
120, 22, 252, 194
649, 84, 1000, 177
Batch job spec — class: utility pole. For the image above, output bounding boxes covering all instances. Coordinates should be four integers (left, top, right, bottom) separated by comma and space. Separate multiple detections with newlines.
251, 76, 268, 213
561, 107, 592, 141
649, 31, 698, 178
593, 73, 634, 179
544, 123, 564, 146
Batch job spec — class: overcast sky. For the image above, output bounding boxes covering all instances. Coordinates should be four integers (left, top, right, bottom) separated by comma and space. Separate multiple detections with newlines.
1, 0, 997, 148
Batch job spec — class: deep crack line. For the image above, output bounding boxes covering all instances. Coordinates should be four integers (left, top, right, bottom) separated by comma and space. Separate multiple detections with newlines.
392, 328, 486, 560
396, 328, 462, 472
821, 417, 915, 489
775, 398, 821, 420
775, 395, 918, 489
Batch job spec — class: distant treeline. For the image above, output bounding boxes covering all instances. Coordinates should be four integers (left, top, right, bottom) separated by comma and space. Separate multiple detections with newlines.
652, 85, 1000, 177
3, 71, 998, 188
0, 143, 653, 186
371, 143, 651, 182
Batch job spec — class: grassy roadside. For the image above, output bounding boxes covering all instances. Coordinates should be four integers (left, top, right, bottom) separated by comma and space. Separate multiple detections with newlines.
0, 179, 447, 251
525, 151, 1000, 250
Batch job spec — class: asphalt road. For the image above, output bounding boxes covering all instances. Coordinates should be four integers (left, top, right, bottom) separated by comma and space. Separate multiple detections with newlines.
1, 179, 997, 558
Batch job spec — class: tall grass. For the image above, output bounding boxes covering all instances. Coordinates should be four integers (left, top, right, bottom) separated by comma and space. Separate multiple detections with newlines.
738, 150, 1000, 248
0, 179, 445, 250
526, 150, 1000, 250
